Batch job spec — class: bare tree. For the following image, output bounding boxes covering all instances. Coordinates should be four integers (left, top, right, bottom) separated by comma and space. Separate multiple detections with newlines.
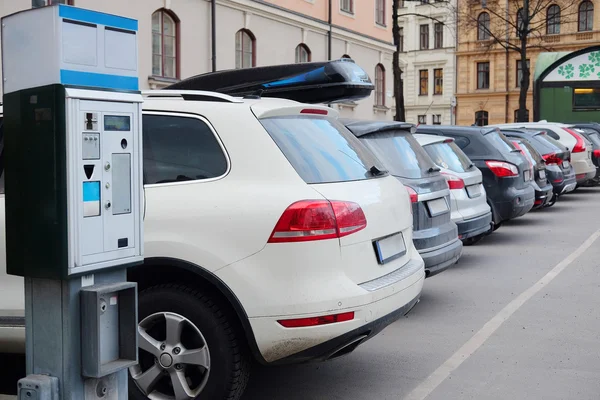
392, 0, 455, 122
457, 0, 577, 122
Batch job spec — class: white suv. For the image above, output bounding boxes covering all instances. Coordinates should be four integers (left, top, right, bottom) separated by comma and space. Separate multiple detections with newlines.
0, 92, 424, 399
490, 122, 597, 185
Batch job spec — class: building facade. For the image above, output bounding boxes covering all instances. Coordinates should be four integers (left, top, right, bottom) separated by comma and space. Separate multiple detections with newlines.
455, 0, 600, 126
0, 0, 396, 121
398, 0, 457, 126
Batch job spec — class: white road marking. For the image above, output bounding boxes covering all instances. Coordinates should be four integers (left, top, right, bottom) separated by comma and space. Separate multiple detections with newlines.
404, 229, 600, 400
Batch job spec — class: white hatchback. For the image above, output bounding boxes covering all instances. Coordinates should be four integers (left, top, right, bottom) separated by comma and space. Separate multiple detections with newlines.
0, 92, 424, 400
489, 122, 597, 185
414, 134, 493, 245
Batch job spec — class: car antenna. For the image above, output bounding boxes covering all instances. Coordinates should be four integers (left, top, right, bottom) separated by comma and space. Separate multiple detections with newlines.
243, 89, 264, 99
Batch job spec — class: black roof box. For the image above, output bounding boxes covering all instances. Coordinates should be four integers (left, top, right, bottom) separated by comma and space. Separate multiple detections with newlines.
165, 59, 374, 104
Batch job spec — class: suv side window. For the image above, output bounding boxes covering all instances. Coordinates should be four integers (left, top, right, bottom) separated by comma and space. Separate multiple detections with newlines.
143, 113, 229, 185
541, 128, 561, 140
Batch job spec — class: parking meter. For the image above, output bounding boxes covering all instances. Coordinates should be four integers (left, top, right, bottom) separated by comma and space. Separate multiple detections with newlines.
2, 5, 143, 398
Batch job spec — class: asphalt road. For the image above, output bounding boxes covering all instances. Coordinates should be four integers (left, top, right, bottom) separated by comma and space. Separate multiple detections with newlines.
2, 186, 600, 399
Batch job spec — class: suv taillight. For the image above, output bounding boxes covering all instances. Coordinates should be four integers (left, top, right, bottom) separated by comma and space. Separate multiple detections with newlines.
594, 149, 600, 158
442, 172, 465, 189
485, 160, 519, 177
268, 200, 367, 243
542, 153, 562, 165
565, 128, 586, 153
405, 186, 418, 203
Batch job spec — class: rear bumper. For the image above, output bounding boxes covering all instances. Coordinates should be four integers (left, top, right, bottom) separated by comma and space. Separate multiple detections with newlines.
491, 185, 535, 223
576, 170, 597, 184
457, 211, 492, 240
419, 238, 463, 278
532, 183, 554, 209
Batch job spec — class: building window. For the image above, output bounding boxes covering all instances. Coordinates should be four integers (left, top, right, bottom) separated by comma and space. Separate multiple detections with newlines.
516, 59, 530, 88
341, 54, 351, 59
341, 0, 354, 13
375, 64, 386, 106
477, 62, 490, 89
478, 12, 491, 40
432, 115, 442, 125
434, 23, 444, 48
579, 1, 594, 31
295, 44, 311, 63
475, 111, 489, 126
418, 115, 427, 124
420, 24, 429, 50
546, 5, 561, 34
376, 0, 386, 25
399, 27, 404, 52
573, 88, 600, 109
34, 0, 74, 5
514, 109, 530, 122
516, 8, 525, 36
434, 68, 443, 95
152, 9, 179, 79
420, 0, 430, 4
419, 69, 429, 95
235, 29, 255, 69
400, 0, 405, 7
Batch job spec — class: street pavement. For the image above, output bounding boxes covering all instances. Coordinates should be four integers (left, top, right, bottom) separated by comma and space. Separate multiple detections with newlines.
2, 186, 600, 399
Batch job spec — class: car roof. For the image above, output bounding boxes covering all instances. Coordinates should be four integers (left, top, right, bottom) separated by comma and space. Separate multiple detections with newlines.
340, 119, 415, 138
412, 133, 454, 146
416, 124, 496, 136
490, 122, 573, 129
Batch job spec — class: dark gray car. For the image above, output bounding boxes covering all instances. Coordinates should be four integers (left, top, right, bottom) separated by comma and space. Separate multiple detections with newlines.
341, 119, 462, 278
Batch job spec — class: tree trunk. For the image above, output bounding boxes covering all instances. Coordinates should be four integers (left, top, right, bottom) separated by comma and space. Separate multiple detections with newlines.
517, 0, 529, 122
392, 0, 406, 121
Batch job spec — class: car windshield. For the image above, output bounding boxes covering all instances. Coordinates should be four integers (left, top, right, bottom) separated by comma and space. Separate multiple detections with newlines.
484, 130, 518, 153
536, 133, 566, 152
260, 116, 387, 184
359, 130, 438, 179
423, 141, 473, 173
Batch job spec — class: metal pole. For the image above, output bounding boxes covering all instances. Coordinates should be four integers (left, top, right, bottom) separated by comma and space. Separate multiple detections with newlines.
328, 0, 332, 60
212, 0, 217, 72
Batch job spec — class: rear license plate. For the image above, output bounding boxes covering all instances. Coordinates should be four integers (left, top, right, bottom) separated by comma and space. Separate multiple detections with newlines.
562, 160, 570, 169
539, 170, 546, 180
426, 198, 449, 217
466, 184, 482, 198
374, 233, 406, 265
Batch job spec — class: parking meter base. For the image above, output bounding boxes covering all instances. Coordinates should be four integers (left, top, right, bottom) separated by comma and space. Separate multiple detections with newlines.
17, 375, 59, 400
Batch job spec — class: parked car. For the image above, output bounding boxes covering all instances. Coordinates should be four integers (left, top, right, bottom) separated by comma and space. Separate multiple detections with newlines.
490, 122, 596, 186
414, 134, 493, 245
571, 125, 600, 185
500, 128, 576, 199
509, 137, 554, 209
416, 125, 535, 230
341, 120, 462, 278
0, 62, 426, 400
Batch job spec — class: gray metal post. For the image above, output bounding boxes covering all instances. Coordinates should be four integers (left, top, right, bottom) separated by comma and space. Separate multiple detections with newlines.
23, 270, 130, 399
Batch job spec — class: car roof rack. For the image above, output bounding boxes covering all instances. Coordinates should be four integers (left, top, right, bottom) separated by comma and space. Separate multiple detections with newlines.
164, 59, 374, 104
142, 90, 243, 103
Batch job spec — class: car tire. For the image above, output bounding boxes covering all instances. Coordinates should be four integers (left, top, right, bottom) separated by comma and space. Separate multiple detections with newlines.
129, 284, 251, 400
462, 235, 483, 246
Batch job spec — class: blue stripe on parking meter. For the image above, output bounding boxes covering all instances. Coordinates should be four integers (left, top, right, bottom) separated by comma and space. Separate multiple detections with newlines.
83, 181, 100, 217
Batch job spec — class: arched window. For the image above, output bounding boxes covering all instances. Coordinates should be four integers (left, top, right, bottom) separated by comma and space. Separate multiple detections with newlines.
546, 5, 561, 34
375, 64, 386, 106
295, 44, 311, 63
152, 9, 179, 78
478, 12, 491, 40
236, 29, 256, 69
579, 1, 594, 32
341, 54, 351, 59
475, 110, 489, 126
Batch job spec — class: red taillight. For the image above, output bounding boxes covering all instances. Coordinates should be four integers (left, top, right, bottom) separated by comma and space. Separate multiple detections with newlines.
442, 172, 465, 189
405, 186, 418, 203
443, 138, 453, 143
278, 312, 355, 328
485, 160, 519, 177
594, 149, 600, 158
565, 128, 586, 153
542, 153, 562, 165
300, 108, 328, 115
268, 200, 366, 243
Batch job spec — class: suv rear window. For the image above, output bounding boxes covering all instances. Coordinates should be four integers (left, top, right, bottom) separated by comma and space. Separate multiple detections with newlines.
516, 140, 543, 166
260, 116, 386, 184
359, 130, 437, 179
423, 141, 473, 173
537, 133, 566, 152
484, 130, 518, 153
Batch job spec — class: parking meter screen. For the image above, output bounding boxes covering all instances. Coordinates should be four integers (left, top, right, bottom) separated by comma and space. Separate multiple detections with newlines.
104, 115, 131, 131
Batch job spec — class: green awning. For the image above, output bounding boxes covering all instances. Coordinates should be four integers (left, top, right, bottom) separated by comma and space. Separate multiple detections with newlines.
533, 51, 571, 82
